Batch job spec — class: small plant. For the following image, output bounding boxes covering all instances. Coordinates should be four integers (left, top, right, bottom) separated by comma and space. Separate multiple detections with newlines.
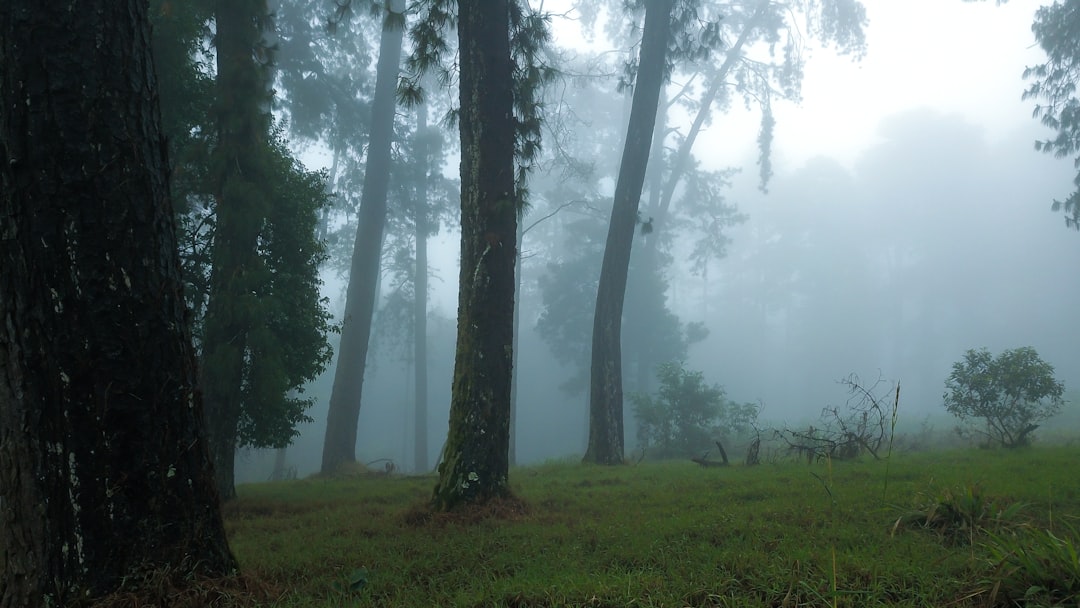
892, 483, 1025, 544
984, 520, 1080, 607
331, 567, 369, 597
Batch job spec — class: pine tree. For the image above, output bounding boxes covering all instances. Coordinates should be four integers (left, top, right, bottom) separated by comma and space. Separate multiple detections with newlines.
0, 0, 236, 602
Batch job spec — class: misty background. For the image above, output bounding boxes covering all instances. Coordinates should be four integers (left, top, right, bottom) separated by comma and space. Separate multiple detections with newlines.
236, 0, 1079, 481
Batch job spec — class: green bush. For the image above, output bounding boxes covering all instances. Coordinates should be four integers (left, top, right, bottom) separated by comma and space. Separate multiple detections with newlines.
630, 362, 756, 459
943, 347, 1065, 448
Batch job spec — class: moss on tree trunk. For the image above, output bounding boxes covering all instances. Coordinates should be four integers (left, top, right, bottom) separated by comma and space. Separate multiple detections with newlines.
431, 0, 518, 510
585, 0, 673, 465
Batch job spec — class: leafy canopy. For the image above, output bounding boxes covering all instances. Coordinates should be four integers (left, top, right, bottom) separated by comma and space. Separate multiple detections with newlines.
943, 346, 1065, 448
1025, 0, 1080, 229
966, 0, 1080, 229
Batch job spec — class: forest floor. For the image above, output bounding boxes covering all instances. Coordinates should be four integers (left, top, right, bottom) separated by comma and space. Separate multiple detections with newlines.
217, 446, 1080, 607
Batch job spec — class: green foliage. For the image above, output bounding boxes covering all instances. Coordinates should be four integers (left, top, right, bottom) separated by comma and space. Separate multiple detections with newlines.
985, 520, 1080, 607
1022, 0, 1080, 230
943, 347, 1066, 448
150, 3, 335, 450
631, 362, 757, 458
236, 131, 336, 448
401, 0, 555, 205
617, 0, 724, 92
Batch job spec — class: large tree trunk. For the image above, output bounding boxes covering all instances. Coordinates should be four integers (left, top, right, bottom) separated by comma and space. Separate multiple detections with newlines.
431, 0, 517, 510
413, 95, 431, 473
201, 0, 275, 500
0, 1, 237, 604
584, 0, 673, 465
320, 0, 406, 474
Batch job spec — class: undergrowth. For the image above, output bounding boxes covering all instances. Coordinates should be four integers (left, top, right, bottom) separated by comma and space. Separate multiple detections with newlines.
205, 447, 1080, 607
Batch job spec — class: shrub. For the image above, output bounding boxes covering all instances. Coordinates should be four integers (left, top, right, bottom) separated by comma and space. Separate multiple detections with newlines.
631, 362, 756, 459
943, 347, 1065, 448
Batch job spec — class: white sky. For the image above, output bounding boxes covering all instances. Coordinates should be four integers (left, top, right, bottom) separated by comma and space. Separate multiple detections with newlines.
331, 1, 1056, 316
687, 0, 1048, 171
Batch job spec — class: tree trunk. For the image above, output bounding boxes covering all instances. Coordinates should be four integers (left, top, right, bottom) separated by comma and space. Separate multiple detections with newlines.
584, 0, 673, 465
648, 1, 766, 249
413, 94, 431, 474
625, 86, 669, 401
321, 0, 406, 474
510, 219, 524, 466
201, 0, 275, 501
271, 447, 288, 480
431, 0, 517, 510
0, 1, 237, 604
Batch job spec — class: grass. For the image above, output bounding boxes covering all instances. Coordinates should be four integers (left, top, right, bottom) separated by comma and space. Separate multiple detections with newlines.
215, 447, 1080, 607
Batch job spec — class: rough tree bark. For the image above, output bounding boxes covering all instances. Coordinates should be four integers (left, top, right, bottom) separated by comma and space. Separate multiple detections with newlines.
321, 0, 406, 474
0, 1, 237, 604
431, 0, 518, 510
201, 0, 274, 500
584, 0, 673, 465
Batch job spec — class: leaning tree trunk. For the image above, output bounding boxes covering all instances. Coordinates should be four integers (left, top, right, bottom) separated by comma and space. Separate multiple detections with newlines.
201, 0, 275, 501
584, 0, 673, 465
321, 0, 406, 474
431, 0, 517, 510
0, 1, 237, 604
649, 0, 765, 244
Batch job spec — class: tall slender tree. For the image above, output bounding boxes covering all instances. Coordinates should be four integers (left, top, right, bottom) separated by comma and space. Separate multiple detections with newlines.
585, 0, 675, 465
201, 0, 276, 500
321, 0, 407, 475
0, 0, 237, 603
430, 0, 520, 508
413, 95, 433, 472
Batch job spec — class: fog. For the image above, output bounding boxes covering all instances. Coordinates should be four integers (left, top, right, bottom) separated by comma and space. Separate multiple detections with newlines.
237, 1, 1079, 482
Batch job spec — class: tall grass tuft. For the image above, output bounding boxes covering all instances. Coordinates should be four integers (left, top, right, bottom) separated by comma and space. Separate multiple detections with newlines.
984, 519, 1080, 607
881, 380, 901, 502
892, 483, 1026, 547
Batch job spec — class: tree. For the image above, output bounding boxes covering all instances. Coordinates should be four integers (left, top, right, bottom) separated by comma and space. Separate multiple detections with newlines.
967, 0, 1080, 229
321, 0, 407, 475
427, 0, 520, 509
586, 0, 676, 465
631, 362, 757, 458
200, 0, 334, 499
0, 0, 237, 603
943, 347, 1065, 447
1025, 0, 1080, 229
402, 0, 550, 509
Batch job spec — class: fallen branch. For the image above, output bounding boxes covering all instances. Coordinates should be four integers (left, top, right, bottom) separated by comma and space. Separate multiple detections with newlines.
690, 455, 727, 467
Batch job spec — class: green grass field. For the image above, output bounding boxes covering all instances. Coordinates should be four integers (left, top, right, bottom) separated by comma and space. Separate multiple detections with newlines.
220, 447, 1080, 607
